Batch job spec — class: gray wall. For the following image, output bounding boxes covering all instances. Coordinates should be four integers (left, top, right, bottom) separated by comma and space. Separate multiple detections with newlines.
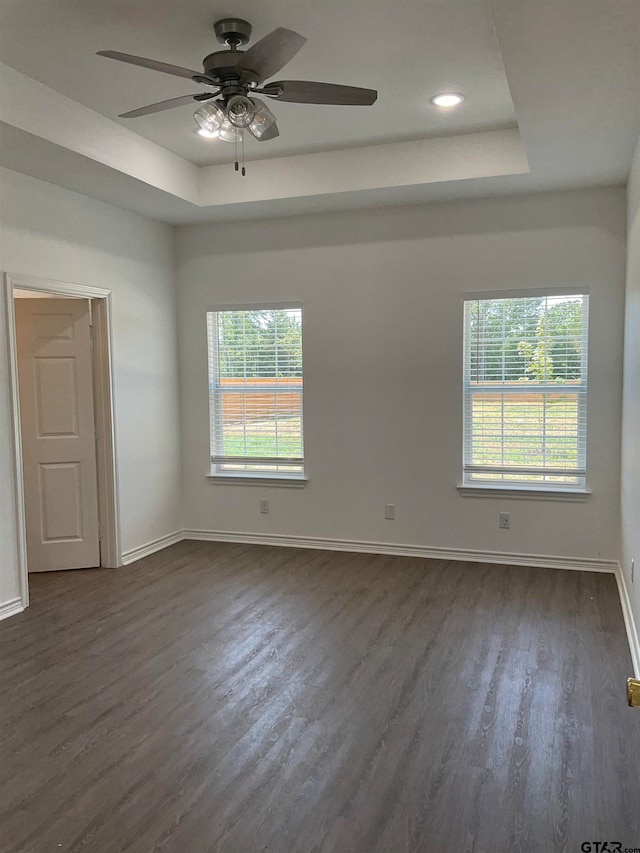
176, 187, 626, 564
621, 135, 640, 655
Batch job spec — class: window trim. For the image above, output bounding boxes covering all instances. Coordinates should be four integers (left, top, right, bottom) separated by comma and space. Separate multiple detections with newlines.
206, 473, 308, 487
206, 304, 305, 480
457, 484, 591, 501
461, 290, 589, 493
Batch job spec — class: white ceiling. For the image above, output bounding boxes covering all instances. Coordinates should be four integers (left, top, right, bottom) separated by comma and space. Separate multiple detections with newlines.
0, 1, 638, 223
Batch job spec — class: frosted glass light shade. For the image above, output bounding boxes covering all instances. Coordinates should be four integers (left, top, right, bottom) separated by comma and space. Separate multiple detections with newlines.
194, 101, 225, 134
248, 99, 277, 138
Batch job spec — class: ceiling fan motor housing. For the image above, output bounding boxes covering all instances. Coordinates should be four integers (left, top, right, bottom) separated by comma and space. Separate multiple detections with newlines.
202, 50, 259, 99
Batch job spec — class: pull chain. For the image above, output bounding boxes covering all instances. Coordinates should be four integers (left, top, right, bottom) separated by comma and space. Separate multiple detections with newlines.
241, 131, 246, 176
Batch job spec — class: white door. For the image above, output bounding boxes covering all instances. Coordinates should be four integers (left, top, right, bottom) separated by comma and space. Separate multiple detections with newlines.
15, 298, 100, 572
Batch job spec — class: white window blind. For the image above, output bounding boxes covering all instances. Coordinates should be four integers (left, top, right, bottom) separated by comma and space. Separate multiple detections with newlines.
207, 307, 304, 476
463, 293, 589, 489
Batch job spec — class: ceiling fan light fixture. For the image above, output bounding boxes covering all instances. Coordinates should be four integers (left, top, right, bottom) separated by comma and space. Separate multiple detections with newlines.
226, 95, 256, 128
195, 127, 220, 139
218, 119, 242, 143
194, 101, 225, 134
248, 98, 277, 139
430, 93, 464, 108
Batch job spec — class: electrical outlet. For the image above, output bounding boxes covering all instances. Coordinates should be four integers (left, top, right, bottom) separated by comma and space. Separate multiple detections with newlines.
632, 559, 635, 583
260, 499, 269, 514
385, 504, 395, 521
499, 512, 510, 529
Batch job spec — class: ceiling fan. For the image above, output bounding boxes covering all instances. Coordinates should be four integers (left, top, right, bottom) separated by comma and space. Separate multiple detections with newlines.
98, 18, 377, 173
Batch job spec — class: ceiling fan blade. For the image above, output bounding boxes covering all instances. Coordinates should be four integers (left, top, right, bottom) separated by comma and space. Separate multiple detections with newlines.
234, 28, 306, 83
97, 50, 203, 82
264, 80, 377, 105
119, 93, 214, 118
255, 121, 280, 142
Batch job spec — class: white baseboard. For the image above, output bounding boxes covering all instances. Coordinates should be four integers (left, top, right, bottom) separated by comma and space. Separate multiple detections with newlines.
121, 531, 185, 566
182, 529, 617, 574
616, 562, 640, 677
0, 596, 25, 622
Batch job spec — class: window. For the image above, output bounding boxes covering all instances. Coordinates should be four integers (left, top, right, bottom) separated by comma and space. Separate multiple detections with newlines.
463, 292, 589, 490
207, 307, 304, 478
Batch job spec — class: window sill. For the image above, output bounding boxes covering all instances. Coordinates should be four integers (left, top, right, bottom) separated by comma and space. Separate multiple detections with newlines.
207, 474, 308, 488
457, 484, 591, 502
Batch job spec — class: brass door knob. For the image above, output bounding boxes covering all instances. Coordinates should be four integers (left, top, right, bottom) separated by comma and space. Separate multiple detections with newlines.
627, 677, 640, 707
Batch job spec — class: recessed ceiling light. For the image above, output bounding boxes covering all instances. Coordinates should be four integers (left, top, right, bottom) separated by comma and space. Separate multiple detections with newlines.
430, 93, 464, 108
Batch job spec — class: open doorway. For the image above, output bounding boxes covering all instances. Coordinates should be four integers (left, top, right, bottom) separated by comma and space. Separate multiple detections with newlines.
4, 273, 121, 609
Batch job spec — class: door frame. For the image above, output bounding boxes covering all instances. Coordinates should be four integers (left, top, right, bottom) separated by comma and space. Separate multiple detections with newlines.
4, 272, 121, 608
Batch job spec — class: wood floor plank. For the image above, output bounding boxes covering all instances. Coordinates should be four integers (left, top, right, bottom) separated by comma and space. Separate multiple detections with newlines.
0, 542, 638, 853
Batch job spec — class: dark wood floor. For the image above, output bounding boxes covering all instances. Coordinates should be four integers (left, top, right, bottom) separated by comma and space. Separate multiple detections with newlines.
1, 542, 638, 853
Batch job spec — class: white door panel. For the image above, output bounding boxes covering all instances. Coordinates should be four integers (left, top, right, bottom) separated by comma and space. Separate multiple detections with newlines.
16, 298, 100, 572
